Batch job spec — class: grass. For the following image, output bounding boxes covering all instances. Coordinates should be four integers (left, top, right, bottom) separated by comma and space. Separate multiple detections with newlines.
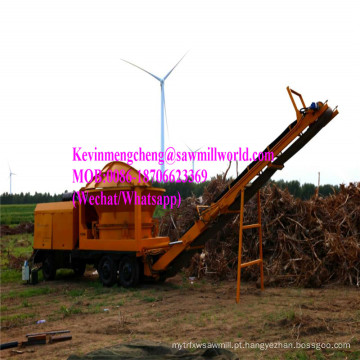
1, 312, 36, 327
1, 286, 54, 300
67, 288, 85, 297
88, 303, 103, 314
117, 299, 125, 306
143, 296, 158, 302
0, 204, 36, 225
266, 309, 296, 323
59, 305, 83, 317
22, 299, 30, 308
1, 233, 33, 252
0, 268, 22, 283
0, 267, 73, 285
57, 299, 115, 317
86, 280, 123, 297
0, 268, 44, 284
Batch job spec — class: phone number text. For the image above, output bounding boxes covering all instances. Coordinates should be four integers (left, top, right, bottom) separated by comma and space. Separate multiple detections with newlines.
73, 169, 208, 184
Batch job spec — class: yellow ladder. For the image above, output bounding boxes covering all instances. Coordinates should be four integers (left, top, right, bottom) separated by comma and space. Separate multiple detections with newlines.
236, 189, 264, 303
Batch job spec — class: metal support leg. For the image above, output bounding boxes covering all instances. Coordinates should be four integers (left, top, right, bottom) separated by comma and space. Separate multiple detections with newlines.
236, 189, 245, 303
257, 190, 264, 291
236, 189, 264, 303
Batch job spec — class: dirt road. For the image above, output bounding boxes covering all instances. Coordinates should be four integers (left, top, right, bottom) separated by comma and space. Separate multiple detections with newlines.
1, 273, 359, 359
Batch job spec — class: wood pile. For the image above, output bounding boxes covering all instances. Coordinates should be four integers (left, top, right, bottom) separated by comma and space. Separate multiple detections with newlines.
160, 179, 360, 287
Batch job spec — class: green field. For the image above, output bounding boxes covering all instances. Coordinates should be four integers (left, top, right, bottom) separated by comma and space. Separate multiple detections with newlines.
0, 204, 36, 225
0, 204, 168, 226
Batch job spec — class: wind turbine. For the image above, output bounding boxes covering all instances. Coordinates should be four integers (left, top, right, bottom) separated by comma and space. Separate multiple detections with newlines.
186, 144, 203, 174
121, 53, 188, 174
9, 165, 16, 195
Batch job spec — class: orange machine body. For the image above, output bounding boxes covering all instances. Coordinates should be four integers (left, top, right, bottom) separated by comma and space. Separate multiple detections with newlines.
34, 202, 79, 250
34, 162, 170, 255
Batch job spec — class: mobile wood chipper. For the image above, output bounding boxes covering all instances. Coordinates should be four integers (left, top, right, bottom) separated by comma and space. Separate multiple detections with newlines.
29, 87, 338, 301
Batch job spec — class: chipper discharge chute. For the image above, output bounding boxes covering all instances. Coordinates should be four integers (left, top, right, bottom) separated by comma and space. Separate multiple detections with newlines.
30, 87, 338, 301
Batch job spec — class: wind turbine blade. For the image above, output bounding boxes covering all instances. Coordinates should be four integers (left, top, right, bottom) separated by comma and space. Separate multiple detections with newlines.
185, 144, 193, 152
194, 146, 203, 153
163, 51, 189, 80
121, 59, 161, 81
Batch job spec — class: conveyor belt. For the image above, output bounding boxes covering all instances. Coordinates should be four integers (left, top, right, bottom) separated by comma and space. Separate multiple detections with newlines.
193, 107, 334, 246
153, 90, 338, 276
164, 109, 334, 276
229, 107, 334, 210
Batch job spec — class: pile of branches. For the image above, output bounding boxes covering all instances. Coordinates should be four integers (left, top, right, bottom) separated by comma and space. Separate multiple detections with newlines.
160, 178, 360, 287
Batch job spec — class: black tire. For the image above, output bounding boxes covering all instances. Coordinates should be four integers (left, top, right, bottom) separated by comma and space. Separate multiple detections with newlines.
118, 256, 139, 287
98, 255, 117, 287
72, 262, 86, 277
42, 254, 57, 281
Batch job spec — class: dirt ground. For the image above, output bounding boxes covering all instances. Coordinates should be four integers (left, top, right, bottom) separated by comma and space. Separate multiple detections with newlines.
1, 272, 359, 360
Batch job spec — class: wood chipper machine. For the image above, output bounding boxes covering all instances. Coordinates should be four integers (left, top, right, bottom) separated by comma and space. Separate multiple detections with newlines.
30, 87, 338, 301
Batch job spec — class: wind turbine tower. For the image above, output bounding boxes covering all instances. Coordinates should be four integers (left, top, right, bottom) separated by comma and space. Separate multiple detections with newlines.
121, 53, 187, 174
9, 165, 16, 195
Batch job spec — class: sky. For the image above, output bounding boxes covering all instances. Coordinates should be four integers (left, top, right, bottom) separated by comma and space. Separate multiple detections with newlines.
1, 0, 359, 195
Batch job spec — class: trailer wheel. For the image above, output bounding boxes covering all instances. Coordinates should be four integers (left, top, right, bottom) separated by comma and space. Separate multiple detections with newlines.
42, 254, 56, 281
98, 256, 117, 287
118, 256, 139, 287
